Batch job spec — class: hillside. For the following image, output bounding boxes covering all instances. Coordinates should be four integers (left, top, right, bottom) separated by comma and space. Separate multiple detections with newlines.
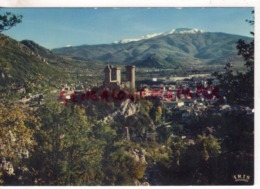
53, 28, 252, 69
0, 34, 69, 97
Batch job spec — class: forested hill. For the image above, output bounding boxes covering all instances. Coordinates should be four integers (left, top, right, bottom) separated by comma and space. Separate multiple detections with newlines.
53, 29, 252, 68
0, 34, 69, 96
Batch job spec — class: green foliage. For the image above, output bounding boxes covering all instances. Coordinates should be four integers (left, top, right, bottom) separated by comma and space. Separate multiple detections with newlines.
102, 142, 147, 185
155, 106, 162, 124
0, 11, 22, 32
196, 135, 221, 161
212, 11, 254, 107
139, 100, 153, 116
0, 104, 38, 184
171, 137, 188, 165
147, 145, 171, 165
213, 62, 253, 107
119, 99, 155, 139
214, 111, 254, 155
149, 105, 162, 124
92, 122, 117, 144
0, 34, 69, 99
30, 101, 104, 185
125, 113, 153, 139
84, 100, 115, 120
156, 124, 179, 143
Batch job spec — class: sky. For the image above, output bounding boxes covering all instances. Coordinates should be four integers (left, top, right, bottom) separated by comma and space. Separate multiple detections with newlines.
1, 7, 254, 49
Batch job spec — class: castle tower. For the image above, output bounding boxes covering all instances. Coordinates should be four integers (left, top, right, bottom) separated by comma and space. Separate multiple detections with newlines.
116, 68, 121, 84
104, 64, 112, 86
125, 65, 135, 89
104, 64, 121, 89
112, 67, 121, 84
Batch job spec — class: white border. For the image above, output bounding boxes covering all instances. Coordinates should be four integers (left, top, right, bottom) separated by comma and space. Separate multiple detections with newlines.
0, 0, 257, 7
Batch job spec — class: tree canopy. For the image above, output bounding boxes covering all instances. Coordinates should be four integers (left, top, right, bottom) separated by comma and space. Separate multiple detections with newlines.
0, 11, 22, 33
213, 11, 254, 108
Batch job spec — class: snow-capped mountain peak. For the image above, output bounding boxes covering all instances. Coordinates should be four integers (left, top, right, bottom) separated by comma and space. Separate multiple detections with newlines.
114, 32, 163, 44
163, 28, 205, 35
114, 28, 205, 44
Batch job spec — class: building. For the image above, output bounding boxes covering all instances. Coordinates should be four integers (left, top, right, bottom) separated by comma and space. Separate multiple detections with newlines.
125, 65, 135, 90
104, 64, 121, 89
104, 64, 135, 90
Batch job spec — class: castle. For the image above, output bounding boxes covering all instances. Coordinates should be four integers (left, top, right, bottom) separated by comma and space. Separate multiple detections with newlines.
104, 64, 135, 90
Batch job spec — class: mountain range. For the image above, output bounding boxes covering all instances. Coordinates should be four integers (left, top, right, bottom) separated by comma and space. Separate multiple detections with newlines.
53, 28, 252, 68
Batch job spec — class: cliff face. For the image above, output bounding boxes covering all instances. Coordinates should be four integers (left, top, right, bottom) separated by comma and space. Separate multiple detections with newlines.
102, 99, 139, 123
121, 99, 139, 117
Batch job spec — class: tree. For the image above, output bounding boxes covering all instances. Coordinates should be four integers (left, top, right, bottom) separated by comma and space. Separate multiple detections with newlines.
171, 137, 188, 166
150, 105, 162, 124
0, 10, 21, 45
102, 142, 147, 185
196, 135, 221, 161
0, 11, 22, 33
0, 10, 25, 184
30, 101, 104, 185
0, 104, 38, 184
0, 10, 22, 93
213, 11, 254, 107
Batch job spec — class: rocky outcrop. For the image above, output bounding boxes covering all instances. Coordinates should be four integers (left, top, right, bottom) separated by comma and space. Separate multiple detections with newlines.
0, 158, 14, 176
121, 99, 138, 117
130, 148, 147, 164
133, 178, 150, 186
102, 99, 139, 123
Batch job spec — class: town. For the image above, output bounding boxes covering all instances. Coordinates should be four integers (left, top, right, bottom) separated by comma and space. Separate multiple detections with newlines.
59, 63, 253, 116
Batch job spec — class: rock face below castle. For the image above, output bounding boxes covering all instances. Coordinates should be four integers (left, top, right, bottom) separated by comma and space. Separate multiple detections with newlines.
102, 98, 139, 123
